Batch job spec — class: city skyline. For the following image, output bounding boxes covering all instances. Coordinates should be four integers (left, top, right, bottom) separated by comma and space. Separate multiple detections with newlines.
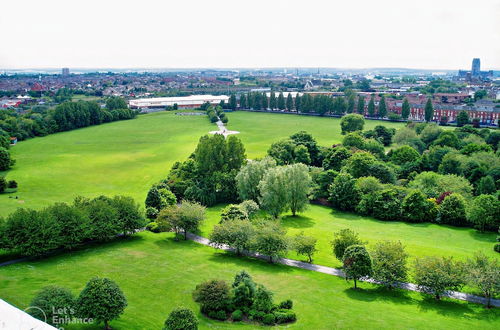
1, 0, 499, 70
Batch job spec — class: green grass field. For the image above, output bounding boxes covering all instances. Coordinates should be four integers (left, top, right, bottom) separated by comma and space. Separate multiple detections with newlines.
0, 232, 498, 330
0, 111, 404, 216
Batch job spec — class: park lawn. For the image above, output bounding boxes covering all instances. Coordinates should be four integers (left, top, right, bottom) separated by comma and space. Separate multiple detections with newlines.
71, 95, 103, 102
226, 111, 405, 159
0, 231, 498, 330
0, 112, 213, 216
201, 204, 498, 272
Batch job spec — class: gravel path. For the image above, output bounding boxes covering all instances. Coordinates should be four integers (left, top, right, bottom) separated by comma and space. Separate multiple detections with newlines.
186, 232, 500, 307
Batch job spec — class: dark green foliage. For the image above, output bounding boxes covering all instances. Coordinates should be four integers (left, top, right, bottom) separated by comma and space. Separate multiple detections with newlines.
111, 195, 144, 235
486, 131, 500, 150
262, 313, 276, 325
340, 114, 365, 134
253, 222, 288, 262
378, 96, 387, 118
371, 188, 403, 221
329, 172, 360, 211
424, 98, 434, 122
252, 285, 274, 313
322, 146, 351, 171
402, 190, 437, 223
363, 125, 395, 146
76, 277, 127, 329
468, 194, 500, 232
477, 176, 496, 195
278, 299, 293, 309
494, 243, 500, 253
456, 111, 469, 127
367, 95, 376, 117
343, 132, 366, 149
371, 241, 408, 287
46, 202, 89, 249
83, 198, 121, 241
274, 309, 296, 324
437, 193, 467, 226
0, 176, 6, 192
433, 131, 460, 149
331, 228, 364, 262
0, 147, 14, 171
343, 245, 372, 288
401, 98, 410, 119
193, 279, 230, 313
231, 310, 243, 321
105, 96, 128, 110
164, 308, 198, 330
29, 286, 75, 326
390, 145, 421, 165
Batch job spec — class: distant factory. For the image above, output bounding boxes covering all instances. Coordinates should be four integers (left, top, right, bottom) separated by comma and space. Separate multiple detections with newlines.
128, 94, 229, 109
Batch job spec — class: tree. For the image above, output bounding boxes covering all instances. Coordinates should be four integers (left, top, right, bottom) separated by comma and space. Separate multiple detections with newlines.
261, 93, 268, 109
329, 172, 360, 211
77, 277, 127, 330
367, 95, 375, 117
295, 94, 301, 112
293, 232, 317, 262
239, 94, 247, 109
322, 146, 352, 171
269, 92, 276, 109
346, 91, 356, 113
340, 114, 365, 135
331, 228, 364, 262
437, 193, 467, 226
253, 221, 288, 262
220, 204, 248, 222
402, 190, 437, 223
344, 152, 376, 178
414, 257, 464, 300
342, 132, 366, 150
424, 98, 434, 122
111, 195, 144, 235
29, 286, 75, 326
286, 93, 293, 110
209, 219, 254, 255
258, 166, 290, 218
371, 241, 408, 287
83, 198, 121, 241
164, 307, 198, 330
356, 95, 365, 114
236, 157, 276, 202
401, 98, 410, 120
343, 245, 372, 289
390, 145, 420, 165
46, 202, 89, 250
277, 92, 286, 110
0, 176, 6, 193
456, 111, 469, 127
225, 135, 246, 171
105, 96, 127, 110
466, 253, 500, 308
178, 201, 206, 239
284, 163, 312, 216
267, 139, 295, 165
378, 96, 387, 118
229, 94, 237, 110
467, 194, 500, 232
0, 147, 14, 171
193, 279, 230, 313
477, 176, 496, 195
370, 188, 403, 221
145, 186, 176, 211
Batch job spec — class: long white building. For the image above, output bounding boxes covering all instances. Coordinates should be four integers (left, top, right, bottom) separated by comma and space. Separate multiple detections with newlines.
129, 94, 229, 109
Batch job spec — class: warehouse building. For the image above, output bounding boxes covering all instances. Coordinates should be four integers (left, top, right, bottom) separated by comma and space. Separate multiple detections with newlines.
129, 95, 229, 109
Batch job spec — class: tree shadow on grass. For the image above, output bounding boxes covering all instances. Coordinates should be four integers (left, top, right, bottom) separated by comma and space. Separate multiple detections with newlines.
467, 229, 496, 243
415, 296, 499, 320
152, 236, 206, 251
207, 251, 294, 275
344, 286, 414, 306
281, 214, 315, 229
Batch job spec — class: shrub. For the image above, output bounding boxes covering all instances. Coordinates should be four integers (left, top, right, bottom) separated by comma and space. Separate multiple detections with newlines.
193, 279, 230, 313
208, 310, 227, 321
146, 221, 160, 233
252, 285, 274, 313
29, 286, 75, 326
262, 313, 276, 325
278, 299, 293, 309
0, 176, 6, 192
164, 307, 198, 330
220, 204, 248, 222
145, 206, 159, 220
248, 309, 264, 321
7, 180, 17, 188
274, 309, 297, 324
231, 309, 243, 321
494, 243, 500, 253
239, 200, 259, 218
437, 193, 467, 226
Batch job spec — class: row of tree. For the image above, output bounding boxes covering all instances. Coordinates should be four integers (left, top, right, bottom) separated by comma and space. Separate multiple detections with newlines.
0, 195, 144, 256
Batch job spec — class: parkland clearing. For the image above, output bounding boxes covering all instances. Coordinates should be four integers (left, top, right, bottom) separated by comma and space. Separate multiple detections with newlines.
0, 108, 499, 329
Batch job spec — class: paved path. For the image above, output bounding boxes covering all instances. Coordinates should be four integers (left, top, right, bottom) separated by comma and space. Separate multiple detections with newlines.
208, 120, 240, 137
187, 232, 500, 307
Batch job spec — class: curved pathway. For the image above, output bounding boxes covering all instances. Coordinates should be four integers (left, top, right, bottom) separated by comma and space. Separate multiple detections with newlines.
186, 232, 500, 307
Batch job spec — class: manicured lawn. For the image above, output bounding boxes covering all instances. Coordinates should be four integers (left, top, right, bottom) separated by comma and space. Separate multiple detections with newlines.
0, 231, 498, 330
226, 111, 405, 159
201, 204, 499, 274
0, 112, 213, 216
0, 111, 403, 216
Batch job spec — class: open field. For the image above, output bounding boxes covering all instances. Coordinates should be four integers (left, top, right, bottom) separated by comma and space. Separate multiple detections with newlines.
0, 111, 404, 216
0, 111, 213, 216
0, 231, 498, 330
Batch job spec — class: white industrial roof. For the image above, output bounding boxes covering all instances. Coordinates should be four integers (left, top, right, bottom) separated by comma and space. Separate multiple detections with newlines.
0, 299, 57, 330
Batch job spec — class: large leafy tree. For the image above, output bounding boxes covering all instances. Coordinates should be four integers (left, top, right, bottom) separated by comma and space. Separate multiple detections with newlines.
414, 257, 464, 300
424, 98, 434, 122
466, 253, 500, 308
77, 277, 127, 330
253, 221, 288, 263
209, 219, 254, 255
293, 232, 318, 262
29, 286, 75, 326
371, 241, 408, 287
329, 172, 360, 211
356, 95, 365, 114
378, 96, 387, 118
340, 114, 365, 135
331, 228, 364, 262
236, 157, 276, 202
343, 245, 372, 289
0, 147, 14, 171
437, 193, 467, 226
277, 92, 286, 110
401, 98, 410, 120
467, 194, 500, 232
286, 93, 294, 110
258, 166, 290, 218
284, 163, 312, 216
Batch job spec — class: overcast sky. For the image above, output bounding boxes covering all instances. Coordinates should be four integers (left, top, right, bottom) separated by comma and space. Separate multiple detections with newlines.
1, 0, 499, 70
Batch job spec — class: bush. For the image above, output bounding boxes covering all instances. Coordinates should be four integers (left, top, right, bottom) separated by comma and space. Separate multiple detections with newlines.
146, 221, 160, 233
208, 310, 227, 321
0, 177, 6, 193
494, 243, 500, 253
262, 313, 276, 325
193, 280, 230, 313
278, 299, 293, 309
164, 307, 198, 330
29, 286, 75, 326
231, 309, 243, 321
7, 180, 17, 188
146, 206, 159, 220
274, 309, 297, 324
248, 309, 264, 321
331, 228, 364, 262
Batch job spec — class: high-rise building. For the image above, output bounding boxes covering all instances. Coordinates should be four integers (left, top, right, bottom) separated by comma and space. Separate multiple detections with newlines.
471, 58, 480, 76
62, 68, 70, 76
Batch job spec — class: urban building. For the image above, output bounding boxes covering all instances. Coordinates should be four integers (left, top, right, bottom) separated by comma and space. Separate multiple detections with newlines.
458, 58, 493, 80
61, 68, 70, 76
